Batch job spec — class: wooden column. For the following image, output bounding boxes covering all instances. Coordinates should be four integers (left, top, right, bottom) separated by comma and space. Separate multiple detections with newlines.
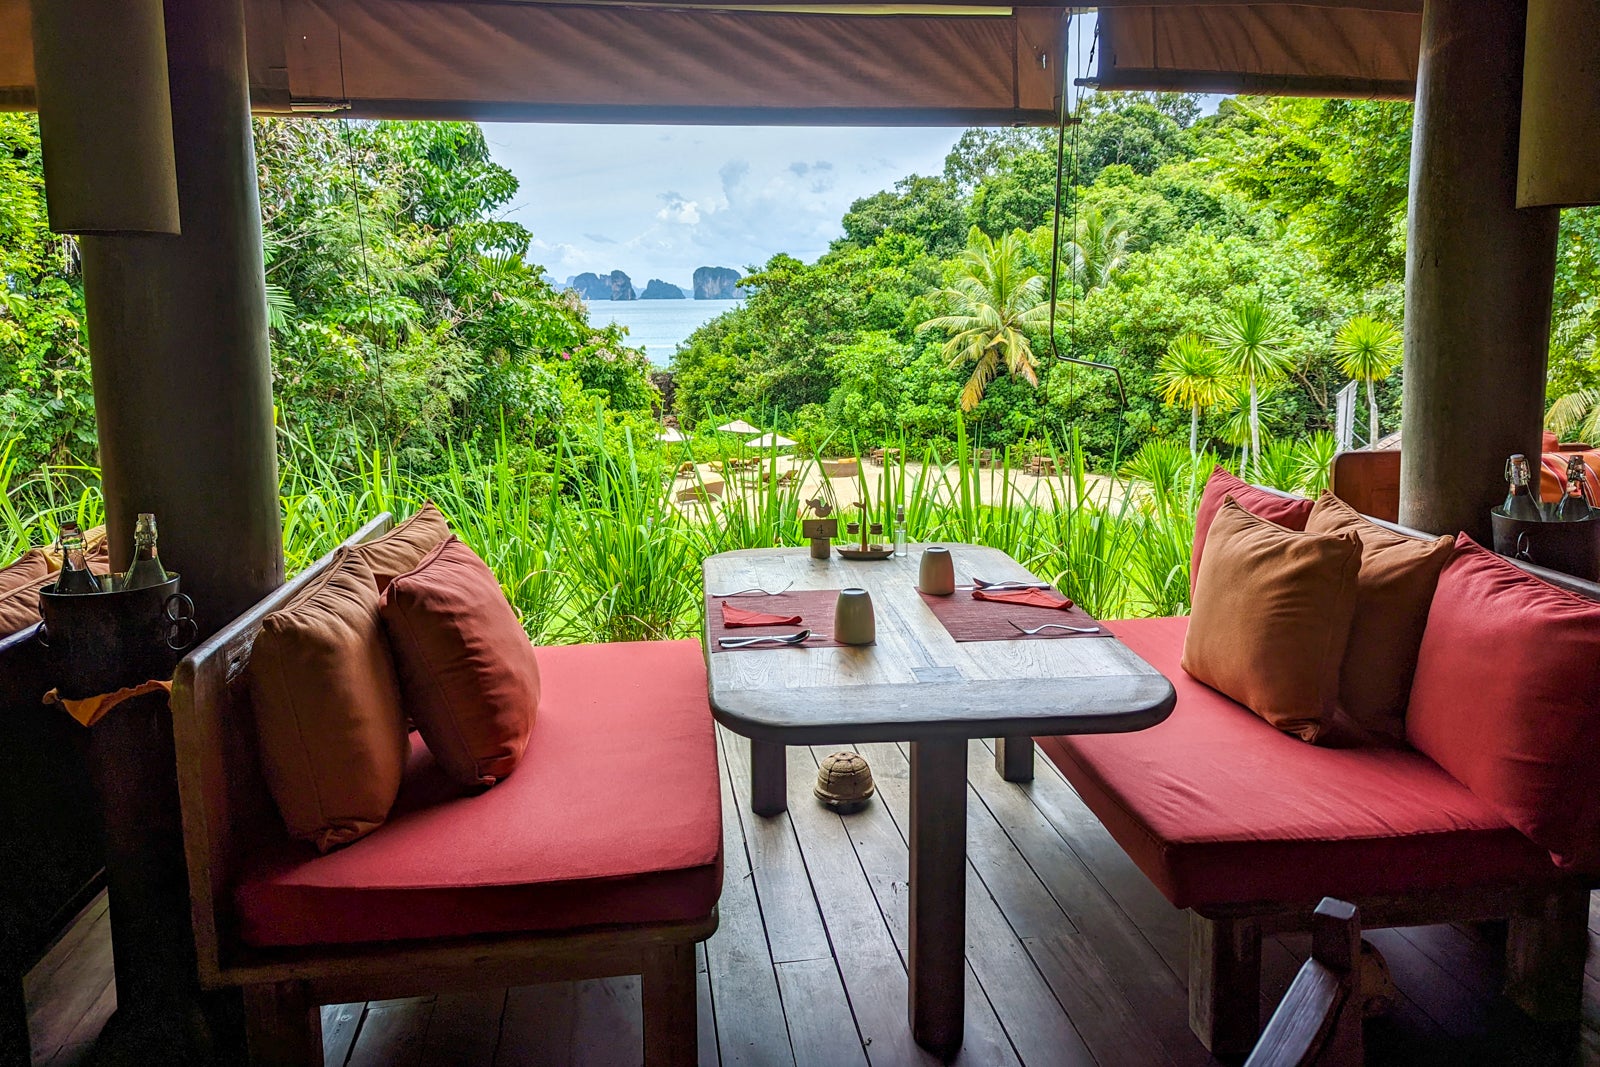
1399, 0, 1560, 540
77, 0, 282, 637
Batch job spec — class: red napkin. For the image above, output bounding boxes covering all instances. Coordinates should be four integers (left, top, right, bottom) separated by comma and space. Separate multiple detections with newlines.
721, 602, 803, 627
971, 587, 1073, 610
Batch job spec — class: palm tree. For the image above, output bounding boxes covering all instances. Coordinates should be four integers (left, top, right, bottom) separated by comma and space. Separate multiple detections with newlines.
1032, 207, 1132, 297
918, 227, 1051, 411
1548, 388, 1600, 446
1154, 333, 1232, 459
1332, 315, 1403, 448
1210, 298, 1296, 478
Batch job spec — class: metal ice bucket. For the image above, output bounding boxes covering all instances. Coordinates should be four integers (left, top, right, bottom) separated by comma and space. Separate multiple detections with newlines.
36, 574, 196, 700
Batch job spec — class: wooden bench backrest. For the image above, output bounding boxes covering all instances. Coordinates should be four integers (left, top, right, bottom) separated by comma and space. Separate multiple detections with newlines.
170, 515, 393, 985
1329, 450, 1401, 523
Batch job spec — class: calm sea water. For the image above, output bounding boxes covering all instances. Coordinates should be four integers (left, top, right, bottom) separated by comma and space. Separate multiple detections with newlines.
592, 299, 742, 367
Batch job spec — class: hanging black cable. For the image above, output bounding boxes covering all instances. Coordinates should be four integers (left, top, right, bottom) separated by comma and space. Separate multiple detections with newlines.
1045, 15, 1125, 407
340, 117, 391, 440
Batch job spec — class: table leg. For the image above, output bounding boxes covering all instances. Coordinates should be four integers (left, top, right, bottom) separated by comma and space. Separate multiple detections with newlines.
909, 737, 967, 1059
750, 738, 787, 816
994, 735, 1034, 782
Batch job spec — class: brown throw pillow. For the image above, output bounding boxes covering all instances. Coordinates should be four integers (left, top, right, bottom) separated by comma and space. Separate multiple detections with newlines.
353, 503, 451, 593
380, 537, 537, 788
248, 549, 409, 852
1305, 493, 1455, 742
0, 549, 53, 636
1182, 499, 1363, 743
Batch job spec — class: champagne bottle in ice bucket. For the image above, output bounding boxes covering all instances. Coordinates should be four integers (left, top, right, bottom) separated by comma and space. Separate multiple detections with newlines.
121, 513, 170, 590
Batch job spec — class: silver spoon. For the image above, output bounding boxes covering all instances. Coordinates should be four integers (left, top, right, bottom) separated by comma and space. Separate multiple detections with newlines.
717, 629, 813, 648
1007, 620, 1100, 636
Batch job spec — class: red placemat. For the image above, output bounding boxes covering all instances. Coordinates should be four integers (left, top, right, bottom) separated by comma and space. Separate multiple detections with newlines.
705, 589, 847, 652
918, 589, 1111, 642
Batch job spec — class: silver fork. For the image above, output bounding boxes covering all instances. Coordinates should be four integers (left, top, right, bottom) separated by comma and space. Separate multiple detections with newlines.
1007, 620, 1100, 636
710, 582, 794, 598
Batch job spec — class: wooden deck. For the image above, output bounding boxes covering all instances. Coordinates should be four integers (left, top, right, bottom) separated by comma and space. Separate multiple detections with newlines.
26, 727, 1600, 1066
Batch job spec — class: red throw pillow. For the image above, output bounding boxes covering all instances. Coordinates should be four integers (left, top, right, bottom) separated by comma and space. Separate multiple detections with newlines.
1406, 536, 1600, 872
380, 537, 538, 788
1191, 467, 1313, 595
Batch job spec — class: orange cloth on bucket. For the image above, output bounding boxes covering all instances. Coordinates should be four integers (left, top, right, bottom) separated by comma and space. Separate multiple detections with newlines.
45, 679, 172, 728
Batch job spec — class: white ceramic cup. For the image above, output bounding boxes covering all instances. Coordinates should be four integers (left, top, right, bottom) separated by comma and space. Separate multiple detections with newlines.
918, 545, 956, 596
834, 588, 876, 645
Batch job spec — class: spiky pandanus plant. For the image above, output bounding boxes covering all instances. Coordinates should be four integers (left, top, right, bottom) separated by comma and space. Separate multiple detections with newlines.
1155, 333, 1233, 460
1332, 315, 1403, 448
918, 227, 1052, 412
1210, 299, 1296, 479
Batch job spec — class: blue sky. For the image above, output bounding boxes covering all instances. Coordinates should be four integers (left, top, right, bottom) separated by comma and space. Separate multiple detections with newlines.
481, 124, 965, 288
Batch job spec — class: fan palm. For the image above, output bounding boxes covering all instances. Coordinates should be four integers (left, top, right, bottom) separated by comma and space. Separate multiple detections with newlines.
1155, 333, 1233, 459
1210, 299, 1296, 478
918, 227, 1051, 411
1548, 388, 1600, 446
1332, 316, 1403, 448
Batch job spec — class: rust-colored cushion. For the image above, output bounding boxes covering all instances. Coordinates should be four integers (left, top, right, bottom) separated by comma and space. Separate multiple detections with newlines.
380, 537, 536, 788
248, 548, 410, 852
1406, 537, 1600, 872
1190, 467, 1313, 594
353, 504, 451, 593
1305, 493, 1455, 742
234, 640, 721, 947
1037, 617, 1559, 910
0, 549, 52, 636
1182, 499, 1363, 743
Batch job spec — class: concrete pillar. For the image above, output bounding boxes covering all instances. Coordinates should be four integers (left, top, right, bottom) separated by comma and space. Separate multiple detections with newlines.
78, 0, 282, 636
1400, 0, 1560, 540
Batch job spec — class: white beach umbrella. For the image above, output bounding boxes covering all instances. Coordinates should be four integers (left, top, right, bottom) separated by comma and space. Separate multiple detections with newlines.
717, 419, 761, 435
746, 432, 797, 449
656, 427, 689, 443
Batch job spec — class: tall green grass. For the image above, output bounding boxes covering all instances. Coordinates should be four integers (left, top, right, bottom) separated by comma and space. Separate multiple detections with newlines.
5, 424, 1341, 635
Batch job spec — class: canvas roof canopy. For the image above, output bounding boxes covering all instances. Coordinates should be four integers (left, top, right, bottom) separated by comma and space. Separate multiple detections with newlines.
1, 0, 1421, 125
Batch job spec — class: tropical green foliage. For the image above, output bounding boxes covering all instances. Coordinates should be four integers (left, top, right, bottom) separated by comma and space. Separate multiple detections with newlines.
919, 228, 1053, 410
1209, 297, 1296, 477
1332, 315, 1403, 446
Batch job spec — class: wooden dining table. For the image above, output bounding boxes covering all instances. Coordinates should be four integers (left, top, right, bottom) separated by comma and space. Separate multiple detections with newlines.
701, 543, 1175, 1058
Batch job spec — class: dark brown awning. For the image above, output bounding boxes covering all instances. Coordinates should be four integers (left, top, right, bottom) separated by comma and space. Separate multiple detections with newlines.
1089, 3, 1421, 99
1, 0, 1424, 123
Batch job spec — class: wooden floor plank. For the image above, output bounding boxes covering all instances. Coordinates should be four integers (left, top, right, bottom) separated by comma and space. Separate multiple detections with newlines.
962, 742, 1213, 1067
347, 997, 435, 1067
773, 958, 868, 1067
705, 729, 796, 1067
322, 1002, 364, 1066
994, 738, 1191, 979
418, 989, 505, 1066
24, 899, 114, 1062
1023, 933, 1178, 1067
783, 743, 1018, 1067
496, 980, 642, 1067
863, 741, 1095, 1067
696, 944, 719, 1067
718, 727, 833, 965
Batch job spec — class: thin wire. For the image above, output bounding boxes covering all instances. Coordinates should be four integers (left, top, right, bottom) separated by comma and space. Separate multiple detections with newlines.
1045, 14, 1125, 407
339, 118, 389, 435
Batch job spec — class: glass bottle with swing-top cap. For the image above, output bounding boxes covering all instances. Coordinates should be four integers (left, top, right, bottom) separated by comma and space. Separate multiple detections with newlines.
53, 522, 101, 594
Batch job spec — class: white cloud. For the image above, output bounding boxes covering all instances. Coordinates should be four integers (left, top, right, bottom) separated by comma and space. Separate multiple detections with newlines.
484, 124, 962, 281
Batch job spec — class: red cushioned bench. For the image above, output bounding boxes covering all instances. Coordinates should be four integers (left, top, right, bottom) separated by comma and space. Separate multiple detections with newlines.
171, 516, 721, 1065
1035, 515, 1600, 1057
